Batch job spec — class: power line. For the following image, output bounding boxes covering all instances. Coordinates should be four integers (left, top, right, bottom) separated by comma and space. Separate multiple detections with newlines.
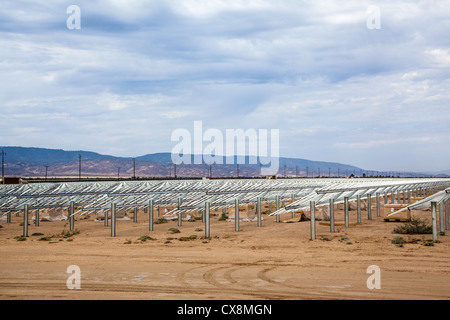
1, 150, 5, 184
78, 154, 81, 181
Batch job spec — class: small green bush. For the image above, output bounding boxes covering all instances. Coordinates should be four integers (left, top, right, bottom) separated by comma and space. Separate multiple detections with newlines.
38, 236, 53, 241
138, 235, 155, 242
60, 229, 80, 238
392, 236, 406, 245
14, 235, 27, 241
31, 233, 44, 236
154, 217, 168, 224
179, 235, 197, 241
195, 228, 203, 232
168, 227, 181, 234
393, 218, 432, 235
124, 239, 132, 244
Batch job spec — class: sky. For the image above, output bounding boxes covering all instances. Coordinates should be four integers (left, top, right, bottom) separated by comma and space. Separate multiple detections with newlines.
1, 0, 450, 173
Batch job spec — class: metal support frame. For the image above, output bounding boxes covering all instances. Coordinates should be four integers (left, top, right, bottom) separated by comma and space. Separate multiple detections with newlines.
344, 197, 349, 228
357, 195, 362, 224
367, 194, 372, 220
257, 197, 262, 227
23, 204, 29, 237
133, 206, 138, 223
104, 206, 109, 227
205, 201, 210, 238
35, 209, 39, 227
111, 202, 116, 237
178, 197, 182, 227
148, 199, 154, 232
291, 194, 295, 218
329, 198, 335, 233
310, 201, 316, 240
69, 201, 75, 231
431, 201, 438, 241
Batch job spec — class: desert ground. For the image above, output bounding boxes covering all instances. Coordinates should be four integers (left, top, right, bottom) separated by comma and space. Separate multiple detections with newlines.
0, 205, 449, 300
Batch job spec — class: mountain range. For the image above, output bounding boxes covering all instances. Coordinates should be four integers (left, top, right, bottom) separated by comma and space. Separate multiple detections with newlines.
0, 146, 447, 179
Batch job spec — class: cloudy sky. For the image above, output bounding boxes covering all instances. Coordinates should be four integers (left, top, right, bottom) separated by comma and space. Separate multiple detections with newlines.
1, 0, 449, 172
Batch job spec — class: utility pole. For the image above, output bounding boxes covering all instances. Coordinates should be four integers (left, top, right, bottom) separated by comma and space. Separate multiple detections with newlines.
329, 167, 331, 178
296, 166, 298, 177
306, 166, 309, 178
318, 168, 321, 178
237, 164, 240, 178
45, 165, 49, 181
78, 154, 81, 181
132, 158, 136, 179
209, 163, 212, 178
117, 167, 120, 180
2, 150, 5, 184
174, 164, 177, 178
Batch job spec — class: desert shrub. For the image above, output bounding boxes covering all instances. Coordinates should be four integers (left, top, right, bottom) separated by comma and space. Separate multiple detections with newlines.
168, 227, 181, 234
14, 236, 27, 241
38, 236, 53, 241
422, 240, 435, 247
124, 239, 132, 244
154, 217, 168, 224
31, 233, 44, 236
393, 218, 432, 235
138, 235, 155, 242
195, 228, 203, 232
392, 236, 406, 245
60, 229, 80, 238
179, 235, 197, 241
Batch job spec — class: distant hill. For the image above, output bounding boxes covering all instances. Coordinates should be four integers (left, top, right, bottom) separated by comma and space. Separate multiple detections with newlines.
0, 146, 391, 179
0, 146, 122, 165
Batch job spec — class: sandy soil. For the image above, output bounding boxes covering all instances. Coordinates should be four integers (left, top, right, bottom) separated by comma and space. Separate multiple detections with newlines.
0, 208, 449, 300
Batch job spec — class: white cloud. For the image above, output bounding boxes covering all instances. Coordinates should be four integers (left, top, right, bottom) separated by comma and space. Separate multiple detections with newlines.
1, 0, 449, 171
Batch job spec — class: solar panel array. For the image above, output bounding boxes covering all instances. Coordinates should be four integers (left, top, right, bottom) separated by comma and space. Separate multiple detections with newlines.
1, 178, 449, 218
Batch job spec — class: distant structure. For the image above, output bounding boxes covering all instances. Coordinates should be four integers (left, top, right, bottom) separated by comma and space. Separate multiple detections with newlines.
2, 177, 27, 185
